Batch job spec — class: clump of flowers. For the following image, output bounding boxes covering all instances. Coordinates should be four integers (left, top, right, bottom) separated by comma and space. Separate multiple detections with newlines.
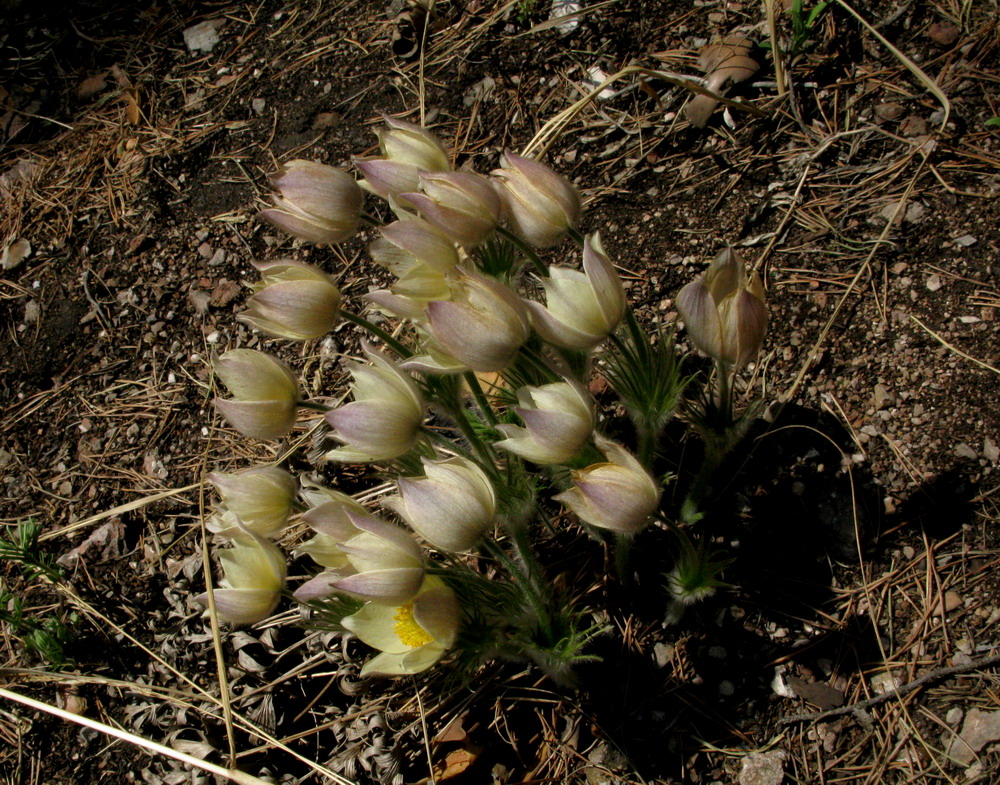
197, 115, 768, 679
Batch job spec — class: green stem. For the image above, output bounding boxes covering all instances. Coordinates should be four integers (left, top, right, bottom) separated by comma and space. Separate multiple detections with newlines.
614, 531, 634, 586
339, 309, 412, 358
484, 533, 553, 644
567, 226, 586, 248
463, 371, 498, 427
497, 225, 548, 278
359, 212, 386, 228
297, 400, 332, 413
420, 426, 475, 461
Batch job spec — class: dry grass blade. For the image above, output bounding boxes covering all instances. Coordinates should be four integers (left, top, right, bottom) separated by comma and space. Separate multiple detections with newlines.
0, 688, 273, 785
834, 0, 951, 130
909, 314, 1000, 375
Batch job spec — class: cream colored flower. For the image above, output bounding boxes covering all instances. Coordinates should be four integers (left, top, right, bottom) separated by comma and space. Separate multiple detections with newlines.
239, 260, 340, 340
676, 247, 767, 369
492, 150, 581, 248
324, 345, 425, 462
525, 234, 626, 350
494, 381, 594, 464
195, 535, 286, 625
207, 466, 297, 538
258, 160, 362, 245
214, 349, 300, 440
554, 435, 660, 533
402, 172, 501, 247
385, 456, 495, 551
423, 270, 530, 372
342, 575, 459, 676
296, 488, 369, 569
355, 117, 451, 200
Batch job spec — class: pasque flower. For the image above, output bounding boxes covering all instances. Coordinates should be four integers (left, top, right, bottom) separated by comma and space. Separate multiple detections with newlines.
422, 269, 530, 372
355, 116, 451, 200
214, 349, 300, 440
295, 510, 425, 604
402, 171, 501, 247
365, 218, 456, 321
492, 150, 581, 248
238, 260, 341, 340
554, 435, 660, 533
342, 575, 460, 676
195, 534, 286, 625
324, 345, 425, 462
296, 489, 369, 569
525, 234, 626, 350
494, 380, 594, 464
207, 466, 297, 538
385, 456, 496, 552
676, 247, 767, 369
258, 160, 363, 245
369, 218, 460, 277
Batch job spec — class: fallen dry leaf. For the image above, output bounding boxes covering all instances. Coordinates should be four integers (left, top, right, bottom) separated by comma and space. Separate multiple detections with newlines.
685, 34, 759, 128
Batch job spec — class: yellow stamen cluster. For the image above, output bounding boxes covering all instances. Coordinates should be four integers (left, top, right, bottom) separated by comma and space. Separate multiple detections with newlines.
393, 603, 433, 648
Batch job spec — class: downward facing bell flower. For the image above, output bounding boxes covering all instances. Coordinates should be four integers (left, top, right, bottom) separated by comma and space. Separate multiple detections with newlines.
259, 159, 362, 245
525, 233, 626, 350
494, 380, 594, 465
402, 172, 501, 247
296, 489, 369, 569
385, 456, 496, 552
324, 345, 425, 462
554, 435, 660, 533
295, 510, 424, 604
423, 270, 530, 372
214, 349, 300, 440
207, 466, 297, 538
355, 116, 451, 200
492, 150, 581, 248
676, 247, 767, 369
239, 260, 341, 340
195, 534, 286, 625
343, 575, 460, 676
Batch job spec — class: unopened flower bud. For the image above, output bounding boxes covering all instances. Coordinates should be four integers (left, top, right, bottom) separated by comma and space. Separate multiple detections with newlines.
385, 456, 495, 552
238, 260, 341, 340
207, 466, 297, 538
525, 233, 626, 349
492, 150, 581, 248
495, 380, 594, 464
402, 172, 501, 247
259, 160, 362, 245
355, 117, 450, 200
676, 248, 767, 369
421, 270, 529, 372
195, 535, 286, 625
324, 345, 425, 462
554, 435, 660, 533
214, 349, 300, 440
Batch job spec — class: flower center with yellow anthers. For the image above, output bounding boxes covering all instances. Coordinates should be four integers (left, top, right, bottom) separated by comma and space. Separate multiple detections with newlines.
393, 602, 433, 648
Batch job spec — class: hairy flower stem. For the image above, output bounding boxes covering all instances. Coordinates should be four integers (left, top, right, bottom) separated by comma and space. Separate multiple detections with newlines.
680, 360, 735, 523
463, 371, 499, 428
339, 309, 412, 358
614, 531, 634, 587
483, 533, 554, 645
496, 226, 548, 278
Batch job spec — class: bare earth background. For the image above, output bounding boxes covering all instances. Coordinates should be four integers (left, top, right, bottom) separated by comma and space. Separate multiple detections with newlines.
1, 0, 999, 783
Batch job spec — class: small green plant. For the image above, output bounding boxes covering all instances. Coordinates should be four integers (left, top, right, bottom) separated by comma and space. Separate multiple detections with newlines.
985, 116, 1000, 128
788, 0, 830, 53
760, 0, 830, 57
0, 520, 76, 667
